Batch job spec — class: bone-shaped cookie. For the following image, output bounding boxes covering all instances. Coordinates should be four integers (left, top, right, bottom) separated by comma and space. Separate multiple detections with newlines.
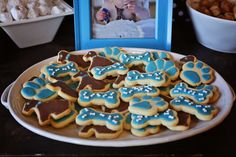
91, 62, 129, 80
125, 70, 170, 87
196, 84, 220, 103
76, 108, 124, 131
21, 77, 57, 102
103, 100, 129, 114
41, 61, 79, 82
119, 85, 160, 102
131, 109, 179, 129
78, 90, 120, 109
166, 111, 191, 131
119, 52, 152, 67
22, 99, 72, 126
129, 96, 169, 116
46, 81, 78, 102
72, 71, 110, 92
78, 125, 123, 139
57, 50, 90, 70
170, 82, 213, 104
170, 96, 218, 121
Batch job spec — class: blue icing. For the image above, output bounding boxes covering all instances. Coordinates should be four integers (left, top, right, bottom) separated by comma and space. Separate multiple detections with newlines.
202, 67, 211, 73
79, 90, 119, 106
185, 62, 194, 68
69, 82, 79, 91
45, 61, 79, 77
125, 113, 132, 124
132, 101, 152, 109
92, 62, 128, 76
134, 125, 158, 132
131, 109, 177, 126
119, 86, 158, 99
126, 70, 165, 83
196, 62, 203, 69
152, 51, 169, 60
182, 71, 200, 84
170, 96, 215, 115
145, 59, 178, 79
53, 110, 76, 123
21, 77, 56, 100
202, 74, 211, 81
119, 52, 152, 65
100, 47, 122, 61
196, 84, 214, 91
171, 82, 212, 103
77, 108, 123, 126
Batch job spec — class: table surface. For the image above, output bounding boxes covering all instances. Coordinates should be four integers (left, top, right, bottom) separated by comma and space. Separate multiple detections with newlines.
1, 4, 236, 157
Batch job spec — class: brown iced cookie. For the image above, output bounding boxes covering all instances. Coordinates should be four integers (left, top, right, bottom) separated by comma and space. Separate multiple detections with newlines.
79, 125, 123, 139
72, 71, 110, 92
167, 111, 191, 131
22, 99, 72, 126
57, 50, 90, 70
103, 100, 129, 114
113, 74, 126, 88
83, 51, 114, 71
179, 55, 197, 67
46, 81, 78, 102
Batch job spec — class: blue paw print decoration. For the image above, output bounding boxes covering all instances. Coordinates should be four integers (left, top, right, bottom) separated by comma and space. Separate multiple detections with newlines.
180, 61, 214, 86
151, 51, 172, 60
99, 47, 125, 61
145, 59, 179, 80
21, 77, 57, 101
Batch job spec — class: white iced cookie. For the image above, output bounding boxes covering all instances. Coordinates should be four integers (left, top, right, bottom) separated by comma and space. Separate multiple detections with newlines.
51, 6, 63, 15
10, 6, 27, 20
0, 12, 13, 23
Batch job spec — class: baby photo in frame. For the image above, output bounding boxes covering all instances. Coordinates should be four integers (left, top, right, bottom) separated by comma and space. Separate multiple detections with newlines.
74, 0, 173, 50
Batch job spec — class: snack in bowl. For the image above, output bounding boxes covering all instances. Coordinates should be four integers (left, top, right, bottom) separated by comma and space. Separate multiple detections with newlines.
20, 47, 222, 139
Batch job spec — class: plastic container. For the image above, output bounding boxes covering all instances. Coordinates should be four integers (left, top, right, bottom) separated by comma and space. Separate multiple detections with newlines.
0, 1, 73, 48
186, 0, 236, 53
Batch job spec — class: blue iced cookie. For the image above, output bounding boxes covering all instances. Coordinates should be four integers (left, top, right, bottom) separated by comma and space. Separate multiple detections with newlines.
170, 96, 218, 121
170, 82, 213, 104
41, 61, 79, 83
76, 108, 124, 131
151, 51, 172, 60
99, 47, 126, 61
119, 52, 152, 67
196, 84, 220, 103
78, 89, 120, 109
21, 77, 58, 102
131, 109, 179, 129
124, 112, 132, 130
131, 125, 161, 137
180, 61, 215, 86
91, 62, 129, 80
119, 85, 160, 102
129, 96, 169, 116
125, 70, 170, 87
145, 59, 179, 81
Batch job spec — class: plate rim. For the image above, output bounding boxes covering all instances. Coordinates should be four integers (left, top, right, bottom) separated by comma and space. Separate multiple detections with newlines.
7, 47, 235, 147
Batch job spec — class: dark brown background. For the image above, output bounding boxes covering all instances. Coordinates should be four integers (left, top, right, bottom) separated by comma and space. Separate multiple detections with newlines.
0, 0, 236, 156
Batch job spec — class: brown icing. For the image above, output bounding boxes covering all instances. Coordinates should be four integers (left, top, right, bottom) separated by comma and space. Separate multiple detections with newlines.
104, 100, 129, 113
114, 74, 126, 85
179, 55, 197, 66
58, 50, 90, 69
37, 99, 70, 122
49, 81, 78, 98
81, 125, 116, 133
177, 111, 191, 126
83, 51, 98, 59
28, 77, 38, 81
160, 95, 173, 103
130, 66, 145, 73
73, 71, 109, 91
89, 56, 114, 70
23, 100, 38, 112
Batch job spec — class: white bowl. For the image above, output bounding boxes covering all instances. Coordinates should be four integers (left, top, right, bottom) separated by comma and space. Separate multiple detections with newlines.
0, 1, 73, 48
186, 0, 236, 53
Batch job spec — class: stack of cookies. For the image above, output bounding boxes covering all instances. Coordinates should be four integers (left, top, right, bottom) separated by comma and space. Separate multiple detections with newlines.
20, 47, 220, 139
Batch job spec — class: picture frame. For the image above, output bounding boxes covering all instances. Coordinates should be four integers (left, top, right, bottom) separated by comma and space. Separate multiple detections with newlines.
74, 0, 173, 50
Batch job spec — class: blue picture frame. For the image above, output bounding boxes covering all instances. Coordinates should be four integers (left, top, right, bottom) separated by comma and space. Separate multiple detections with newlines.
74, 0, 173, 51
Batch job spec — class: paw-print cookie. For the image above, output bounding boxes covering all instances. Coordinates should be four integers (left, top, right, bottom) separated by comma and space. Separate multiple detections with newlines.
78, 90, 120, 109
125, 70, 170, 87
131, 109, 179, 129
76, 108, 124, 131
170, 96, 218, 121
119, 85, 160, 102
145, 59, 180, 81
170, 82, 213, 104
180, 61, 215, 86
129, 96, 169, 116
99, 47, 126, 62
21, 77, 58, 102
151, 51, 172, 60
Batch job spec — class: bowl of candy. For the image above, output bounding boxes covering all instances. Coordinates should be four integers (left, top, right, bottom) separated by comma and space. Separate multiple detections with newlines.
186, 0, 236, 53
0, 0, 73, 48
